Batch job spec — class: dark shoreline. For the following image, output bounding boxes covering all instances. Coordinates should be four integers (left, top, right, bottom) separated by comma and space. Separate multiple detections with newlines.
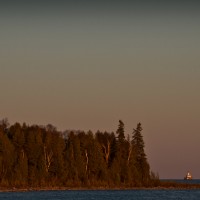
1, 184, 200, 192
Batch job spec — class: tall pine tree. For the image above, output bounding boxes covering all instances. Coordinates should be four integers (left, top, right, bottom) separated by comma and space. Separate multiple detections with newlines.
132, 123, 150, 185
114, 120, 128, 184
116, 120, 125, 143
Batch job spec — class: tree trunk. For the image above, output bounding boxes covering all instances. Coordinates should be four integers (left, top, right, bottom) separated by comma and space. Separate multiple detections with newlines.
85, 149, 88, 174
44, 145, 53, 172
102, 140, 110, 165
127, 144, 132, 166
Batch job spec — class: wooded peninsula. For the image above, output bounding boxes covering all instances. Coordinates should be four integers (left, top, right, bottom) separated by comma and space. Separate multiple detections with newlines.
1, 118, 199, 190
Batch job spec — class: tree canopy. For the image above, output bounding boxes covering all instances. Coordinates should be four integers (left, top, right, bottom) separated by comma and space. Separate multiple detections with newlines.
0, 118, 158, 188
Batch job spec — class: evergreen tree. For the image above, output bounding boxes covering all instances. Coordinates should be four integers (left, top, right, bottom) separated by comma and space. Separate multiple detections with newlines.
113, 120, 129, 184
116, 120, 125, 143
132, 123, 150, 185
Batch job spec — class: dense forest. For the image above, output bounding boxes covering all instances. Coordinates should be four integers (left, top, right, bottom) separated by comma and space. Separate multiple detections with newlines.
0, 118, 159, 189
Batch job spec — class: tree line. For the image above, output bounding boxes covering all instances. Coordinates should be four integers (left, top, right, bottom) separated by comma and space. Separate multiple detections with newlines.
0, 118, 159, 188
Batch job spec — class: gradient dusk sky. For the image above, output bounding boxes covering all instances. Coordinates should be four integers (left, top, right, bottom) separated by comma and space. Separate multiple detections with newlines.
0, 1, 200, 179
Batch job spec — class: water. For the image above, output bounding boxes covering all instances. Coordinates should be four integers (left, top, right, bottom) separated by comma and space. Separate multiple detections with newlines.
163, 179, 200, 185
1, 189, 200, 200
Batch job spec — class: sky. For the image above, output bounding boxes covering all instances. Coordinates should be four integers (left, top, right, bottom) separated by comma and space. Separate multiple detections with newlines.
0, 0, 200, 179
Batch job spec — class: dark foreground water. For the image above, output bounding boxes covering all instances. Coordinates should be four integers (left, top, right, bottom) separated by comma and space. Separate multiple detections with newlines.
1, 189, 200, 200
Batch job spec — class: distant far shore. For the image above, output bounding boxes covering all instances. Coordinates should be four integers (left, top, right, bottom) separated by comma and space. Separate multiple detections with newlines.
1, 183, 200, 192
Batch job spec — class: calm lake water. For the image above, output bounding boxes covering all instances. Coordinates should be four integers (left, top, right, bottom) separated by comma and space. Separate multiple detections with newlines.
164, 179, 200, 185
1, 189, 200, 200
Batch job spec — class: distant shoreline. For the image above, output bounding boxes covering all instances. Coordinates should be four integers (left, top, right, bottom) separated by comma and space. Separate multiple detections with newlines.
1, 183, 200, 192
